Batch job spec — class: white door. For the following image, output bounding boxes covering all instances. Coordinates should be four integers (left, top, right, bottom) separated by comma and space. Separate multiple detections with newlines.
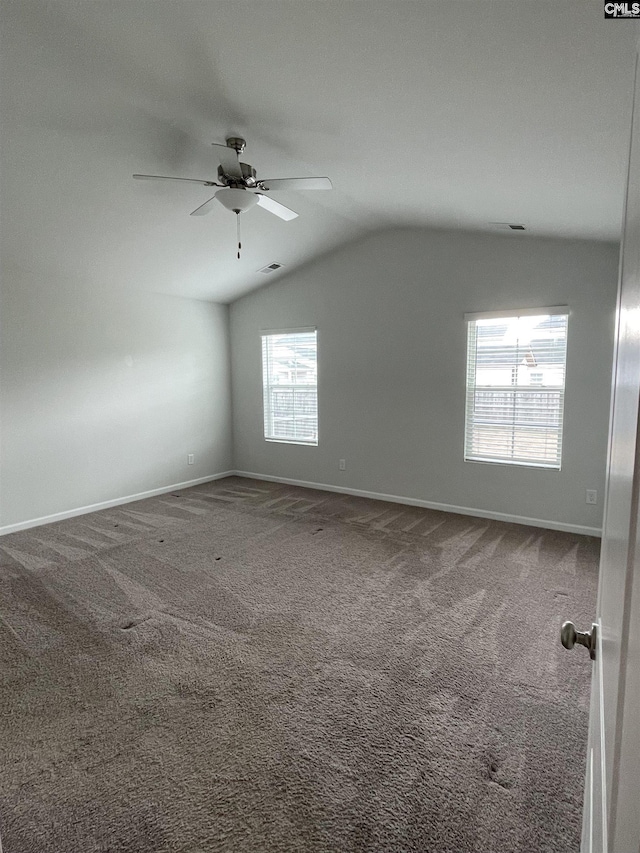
579, 40, 640, 853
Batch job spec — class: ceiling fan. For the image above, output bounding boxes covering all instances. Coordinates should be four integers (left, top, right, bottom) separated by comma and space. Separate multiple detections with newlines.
133, 137, 332, 257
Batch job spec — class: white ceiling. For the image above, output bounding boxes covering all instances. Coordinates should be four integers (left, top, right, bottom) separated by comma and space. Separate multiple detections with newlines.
1, 1, 637, 303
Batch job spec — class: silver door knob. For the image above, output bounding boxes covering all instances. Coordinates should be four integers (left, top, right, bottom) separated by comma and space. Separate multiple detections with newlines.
561, 621, 597, 660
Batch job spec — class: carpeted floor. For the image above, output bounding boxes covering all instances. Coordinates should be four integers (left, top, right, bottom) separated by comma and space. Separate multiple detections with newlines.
0, 476, 598, 853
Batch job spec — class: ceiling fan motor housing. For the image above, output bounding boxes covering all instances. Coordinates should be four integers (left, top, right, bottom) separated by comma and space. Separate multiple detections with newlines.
218, 163, 257, 187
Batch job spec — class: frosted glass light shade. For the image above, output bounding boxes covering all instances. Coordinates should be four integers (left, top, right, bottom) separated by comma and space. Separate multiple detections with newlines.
216, 188, 260, 214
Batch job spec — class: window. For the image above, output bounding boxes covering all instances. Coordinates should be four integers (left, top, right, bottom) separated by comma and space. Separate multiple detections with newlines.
464, 307, 569, 469
262, 329, 318, 445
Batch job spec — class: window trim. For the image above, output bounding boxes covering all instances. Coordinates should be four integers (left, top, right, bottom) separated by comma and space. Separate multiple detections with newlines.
464, 306, 569, 322
464, 307, 569, 470
261, 327, 319, 446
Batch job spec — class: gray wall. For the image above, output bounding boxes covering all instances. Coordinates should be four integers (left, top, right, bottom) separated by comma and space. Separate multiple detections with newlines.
230, 227, 619, 532
0, 266, 232, 529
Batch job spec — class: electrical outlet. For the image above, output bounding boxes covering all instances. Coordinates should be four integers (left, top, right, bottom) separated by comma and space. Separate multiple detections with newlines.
188, 454, 195, 465
339, 459, 346, 471
586, 489, 597, 505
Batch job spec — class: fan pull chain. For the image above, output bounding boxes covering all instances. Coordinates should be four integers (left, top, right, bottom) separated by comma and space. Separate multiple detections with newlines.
236, 213, 241, 259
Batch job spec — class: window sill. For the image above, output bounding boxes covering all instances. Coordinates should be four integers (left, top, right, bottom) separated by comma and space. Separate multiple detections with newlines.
265, 438, 318, 447
465, 456, 561, 471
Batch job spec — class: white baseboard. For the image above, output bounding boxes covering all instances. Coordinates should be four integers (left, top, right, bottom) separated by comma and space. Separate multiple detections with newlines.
1, 469, 602, 538
232, 470, 602, 537
0, 472, 236, 536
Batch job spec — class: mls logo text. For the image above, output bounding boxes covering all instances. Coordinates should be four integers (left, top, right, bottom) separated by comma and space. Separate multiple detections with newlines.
604, 2, 640, 16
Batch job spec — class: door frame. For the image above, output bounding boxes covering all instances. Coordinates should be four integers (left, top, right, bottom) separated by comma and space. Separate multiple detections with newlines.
582, 32, 640, 853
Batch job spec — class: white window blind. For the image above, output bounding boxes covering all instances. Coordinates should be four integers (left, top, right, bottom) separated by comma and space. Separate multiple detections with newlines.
262, 329, 318, 445
464, 309, 569, 468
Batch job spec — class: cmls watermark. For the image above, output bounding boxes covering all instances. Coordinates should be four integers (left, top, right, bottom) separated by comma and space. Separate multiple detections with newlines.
604, 2, 640, 17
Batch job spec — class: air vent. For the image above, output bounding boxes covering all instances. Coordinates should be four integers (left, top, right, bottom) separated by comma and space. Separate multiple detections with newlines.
489, 222, 527, 231
258, 262, 283, 274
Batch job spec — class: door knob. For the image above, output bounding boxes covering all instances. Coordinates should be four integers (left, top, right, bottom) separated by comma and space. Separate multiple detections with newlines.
561, 621, 597, 660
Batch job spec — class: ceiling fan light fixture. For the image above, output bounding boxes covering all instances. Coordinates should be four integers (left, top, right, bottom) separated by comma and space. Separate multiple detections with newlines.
215, 188, 259, 214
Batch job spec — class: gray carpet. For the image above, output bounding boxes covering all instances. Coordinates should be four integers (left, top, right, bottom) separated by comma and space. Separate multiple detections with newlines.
0, 476, 598, 853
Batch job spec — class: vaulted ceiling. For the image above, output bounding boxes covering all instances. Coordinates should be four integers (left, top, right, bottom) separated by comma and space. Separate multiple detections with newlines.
2, 1, 637, 302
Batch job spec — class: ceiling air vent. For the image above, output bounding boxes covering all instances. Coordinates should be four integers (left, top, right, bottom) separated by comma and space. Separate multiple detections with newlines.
258, 262, 284, 274
489, 222, 526, 231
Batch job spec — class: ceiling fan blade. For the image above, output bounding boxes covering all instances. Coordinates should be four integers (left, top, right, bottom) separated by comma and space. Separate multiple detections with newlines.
259, 177, 333, 192
256, 193, 298, 221
133, 174, 218, 186
212, 143, 243, 179
189, 194, 220, 217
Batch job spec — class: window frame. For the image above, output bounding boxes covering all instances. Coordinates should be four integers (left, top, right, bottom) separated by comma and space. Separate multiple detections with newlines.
261, 327, 319, 446
464, 306, 569, 470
